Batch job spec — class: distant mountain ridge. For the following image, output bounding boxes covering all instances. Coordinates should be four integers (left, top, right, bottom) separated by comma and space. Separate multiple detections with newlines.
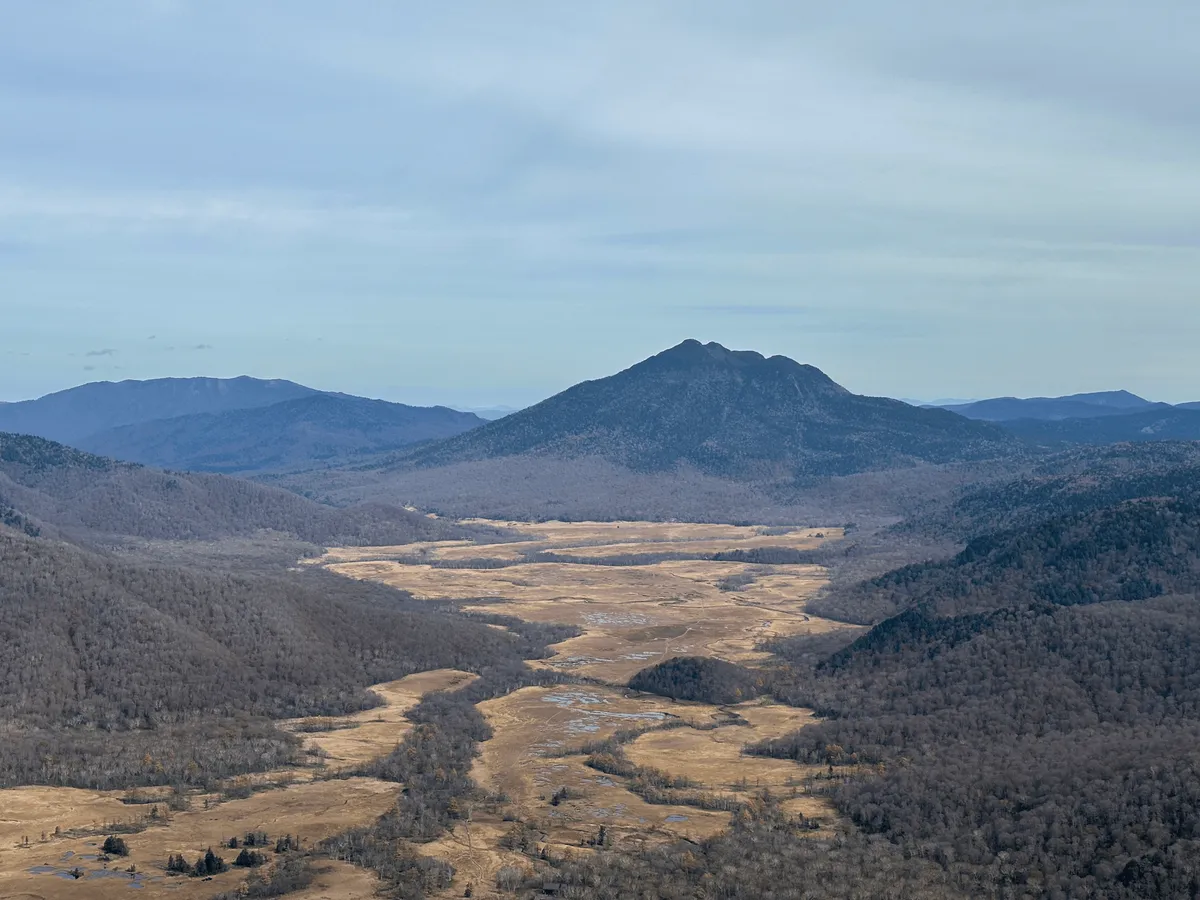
999, 407, 1200, 447
0, 376, 485, 474
940, 390, 1163, 422
76, 393, 483, 473
394, 339, 1016, 479
0, 376, 320, 443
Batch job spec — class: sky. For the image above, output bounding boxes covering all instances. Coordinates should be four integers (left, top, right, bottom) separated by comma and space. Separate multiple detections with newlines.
2, 1, 1200, 407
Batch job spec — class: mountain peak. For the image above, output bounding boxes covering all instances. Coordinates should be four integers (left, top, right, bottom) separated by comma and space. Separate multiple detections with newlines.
641, 340, 845, 390
400, 341, 1013, 478
650, 339, 762, 365
1058, 389, 1152, 409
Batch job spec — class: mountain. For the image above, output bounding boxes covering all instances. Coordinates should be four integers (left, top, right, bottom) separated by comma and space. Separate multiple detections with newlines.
0, 431, 479, 545
0, 524, 530, 789
0, 376, 320, 444
1178, 401, 1200, 411
457, 405, 522, 420
393, 340, 1016, 480
903, 397, 979, 407
815, 497, 1200, 624
769, 604, 1200, 898
756, 497, 1200, 899
898, 441, 1200, 541
999, 406, 1200, 446
75, 393, 484, 473
940, 390, 1161, 422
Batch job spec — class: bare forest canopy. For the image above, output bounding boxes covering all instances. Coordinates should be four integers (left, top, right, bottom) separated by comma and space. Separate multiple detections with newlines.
731, 484, 1200, 898
0, 431, 493, 546
898, 440, 1200, 541
814, 496, 1200, 624
0, 526, 545, 789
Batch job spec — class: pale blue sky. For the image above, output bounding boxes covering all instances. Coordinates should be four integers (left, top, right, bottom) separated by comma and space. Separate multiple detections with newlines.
2, 1, 1199, 406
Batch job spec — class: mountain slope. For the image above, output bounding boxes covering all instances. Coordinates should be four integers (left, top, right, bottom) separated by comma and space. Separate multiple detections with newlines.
900, 442, 1200, 541
0, 526, 515, 730
0, 432, 475, 545
0, 525, 530, 788
76, 393, 484, 473
0, 376, 321, 444
1000, 406, 1200, 446
941, 390, 1161, 421
758, 496, 1200, 899
395, 340, 1015, 480
813, 497, 1200, 624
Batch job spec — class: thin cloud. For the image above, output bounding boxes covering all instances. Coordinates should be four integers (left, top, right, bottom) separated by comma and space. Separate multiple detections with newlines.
192, 344, 214, 350
2, 3, 1199, 401
689, 304, 812, 317
85, 348, 118, 357
684, 304, 925, 337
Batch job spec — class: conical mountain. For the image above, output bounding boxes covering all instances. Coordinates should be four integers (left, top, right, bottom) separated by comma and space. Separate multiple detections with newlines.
404, 340, 1014, 479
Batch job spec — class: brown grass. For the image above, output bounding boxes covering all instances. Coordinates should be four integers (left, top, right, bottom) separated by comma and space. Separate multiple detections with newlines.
326, 555, 851, 682
0, 778, 395, 900
0, 671, 470, 900
4, 520, 848, 900
280, 669, 476, 771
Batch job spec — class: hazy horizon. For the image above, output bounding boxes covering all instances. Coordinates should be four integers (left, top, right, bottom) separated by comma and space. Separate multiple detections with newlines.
4, 2, 1200, 405
0, 351, 1186, 411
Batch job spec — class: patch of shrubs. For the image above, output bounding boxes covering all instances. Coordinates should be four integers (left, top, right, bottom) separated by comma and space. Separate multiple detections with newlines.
166, 847, 228, 878
235, 848, 268, 868
215, 855, 316, 899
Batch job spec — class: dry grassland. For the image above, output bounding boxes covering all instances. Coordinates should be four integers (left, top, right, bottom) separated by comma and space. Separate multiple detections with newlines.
416, 686, 734, 898
418, 688, 832, 899
310, 519, 849, 897
623, 703, 831, 819
311, 522, 842, 566
6, 520, 846, 900
0, 779, 395, 900
324, 554, 851, 682
280, 669, 477, 771
0, 670, 470, 900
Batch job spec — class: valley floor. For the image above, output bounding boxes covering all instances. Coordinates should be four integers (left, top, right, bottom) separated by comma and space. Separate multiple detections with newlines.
1, 519, 852, 900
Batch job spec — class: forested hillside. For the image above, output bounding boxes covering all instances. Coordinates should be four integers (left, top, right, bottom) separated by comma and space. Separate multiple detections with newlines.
899, 441, 1200, 541
628, 656, 766, 705
757, 595, 1200, 898
0, 432, 479, 545
813, 497, 1200, 623
0, 525, 529, 788
1001, 406, 1200, 446
731, 493, 1200, 899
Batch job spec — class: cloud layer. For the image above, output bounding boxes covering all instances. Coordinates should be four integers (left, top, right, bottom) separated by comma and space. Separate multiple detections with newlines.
2, 1, 1198, 404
